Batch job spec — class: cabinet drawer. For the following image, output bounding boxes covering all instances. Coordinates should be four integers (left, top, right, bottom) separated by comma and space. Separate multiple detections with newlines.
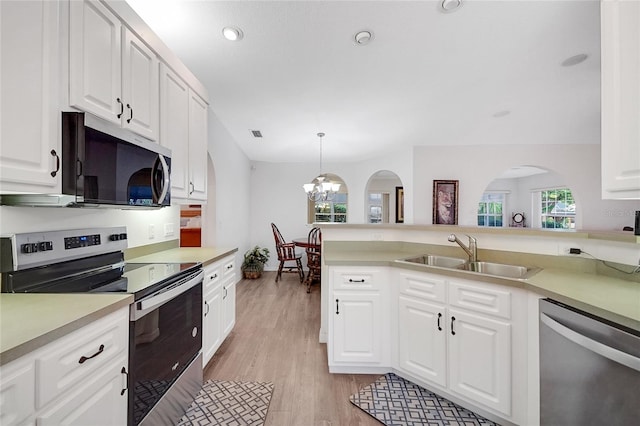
397, 272, 446, 303
448, 280, 511, 319
222, 256, 236, 278
203, 263, 222, 293
36, 307, 129, 409
332, 268, 385, 291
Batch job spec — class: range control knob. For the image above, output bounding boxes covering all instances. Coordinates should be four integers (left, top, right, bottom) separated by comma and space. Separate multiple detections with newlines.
38, 241, 53, 251
119, 233, 127, 240
109, 234, 121, 241
21, 243, 38, 254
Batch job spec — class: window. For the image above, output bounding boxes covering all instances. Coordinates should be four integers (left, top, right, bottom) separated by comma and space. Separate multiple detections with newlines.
368, 193, 383, 223
478, 192, 506, 227
314, 193, 347, 223
538, 188, 575, 229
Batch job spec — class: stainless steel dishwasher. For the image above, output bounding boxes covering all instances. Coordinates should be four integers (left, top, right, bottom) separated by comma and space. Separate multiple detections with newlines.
539, 298, 640, 425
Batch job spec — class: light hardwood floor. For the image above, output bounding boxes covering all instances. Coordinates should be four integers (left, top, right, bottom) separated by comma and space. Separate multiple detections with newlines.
203, 271, 381, 425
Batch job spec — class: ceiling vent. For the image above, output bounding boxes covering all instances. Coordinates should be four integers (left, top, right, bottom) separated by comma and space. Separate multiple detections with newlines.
251, 130, 263, 138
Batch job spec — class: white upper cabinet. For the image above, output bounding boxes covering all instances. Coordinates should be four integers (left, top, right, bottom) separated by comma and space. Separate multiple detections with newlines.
601, 0, 640, 199
122, 28, 159, 140
0, 0, 62, 193
160, 63, 209, 203
160, 64, 190, 199
188, 90, 208, 201
70, 0, 159, 141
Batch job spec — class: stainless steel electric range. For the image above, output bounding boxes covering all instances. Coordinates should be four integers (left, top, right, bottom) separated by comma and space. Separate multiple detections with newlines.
0, 226, 203, 426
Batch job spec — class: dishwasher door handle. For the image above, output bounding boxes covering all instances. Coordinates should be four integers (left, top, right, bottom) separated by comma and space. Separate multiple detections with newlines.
541, 313, 640, 372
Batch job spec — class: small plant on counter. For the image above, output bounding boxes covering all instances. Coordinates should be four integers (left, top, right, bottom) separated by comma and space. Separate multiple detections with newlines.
241, 246, 270, 279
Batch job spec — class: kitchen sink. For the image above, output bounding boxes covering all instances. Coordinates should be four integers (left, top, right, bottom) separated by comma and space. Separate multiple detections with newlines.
402, 255, 467, 268
399, 255, 540, 280
460, 261, 539, 279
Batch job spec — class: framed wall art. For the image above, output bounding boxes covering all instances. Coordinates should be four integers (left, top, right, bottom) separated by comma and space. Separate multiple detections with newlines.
395, 186, 404, 223
433, 180, 458, 225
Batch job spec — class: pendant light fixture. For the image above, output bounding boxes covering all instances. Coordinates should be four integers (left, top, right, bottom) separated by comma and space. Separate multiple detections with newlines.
303, 132, 341, 202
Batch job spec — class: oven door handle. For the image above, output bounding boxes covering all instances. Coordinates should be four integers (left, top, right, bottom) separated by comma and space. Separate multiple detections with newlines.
132, 270, 203, 320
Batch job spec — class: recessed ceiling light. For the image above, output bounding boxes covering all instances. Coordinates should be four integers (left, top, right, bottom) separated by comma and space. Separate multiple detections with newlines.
441, 0, 462, 12
222, 27, 243, 41
354, 30, 373, 45
493, 110, 511, 118
561, 53, 588, 67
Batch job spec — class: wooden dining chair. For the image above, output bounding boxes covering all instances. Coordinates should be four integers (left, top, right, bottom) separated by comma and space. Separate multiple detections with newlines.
305, 227, 322, 293
271, 223, 304, 283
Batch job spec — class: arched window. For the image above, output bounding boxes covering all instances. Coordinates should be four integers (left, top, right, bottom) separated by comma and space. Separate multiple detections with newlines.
306, 174, 347, 223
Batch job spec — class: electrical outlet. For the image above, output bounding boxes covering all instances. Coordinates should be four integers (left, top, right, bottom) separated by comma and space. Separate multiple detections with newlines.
164, 223, 174, 237
558, 243, 580, 256
148, 224, 155, 239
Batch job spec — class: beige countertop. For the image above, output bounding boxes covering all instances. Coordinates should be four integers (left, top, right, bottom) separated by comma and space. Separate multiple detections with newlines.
324, 242, 640, 332
0, 293, 133, 366
128, 247, 237, 266
1, 246, 237, 366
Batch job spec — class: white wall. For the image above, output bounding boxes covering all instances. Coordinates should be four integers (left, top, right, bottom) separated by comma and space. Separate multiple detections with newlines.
413, 144, 639, 230
0, 204, 180, 248
248, 148, 413, 271
205, 111, 252, 253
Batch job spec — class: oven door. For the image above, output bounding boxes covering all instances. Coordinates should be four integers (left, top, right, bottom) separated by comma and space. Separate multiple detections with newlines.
128, 270, 203, 425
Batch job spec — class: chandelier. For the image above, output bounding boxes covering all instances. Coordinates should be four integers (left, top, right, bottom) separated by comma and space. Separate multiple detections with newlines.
303, 132, 341, 202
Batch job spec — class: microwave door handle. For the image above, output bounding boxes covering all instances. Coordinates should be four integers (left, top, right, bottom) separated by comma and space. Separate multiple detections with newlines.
152, 155, 170, 204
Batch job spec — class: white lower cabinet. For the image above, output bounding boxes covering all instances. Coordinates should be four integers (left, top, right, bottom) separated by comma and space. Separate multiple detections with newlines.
447, 307, 511, 415
328, 267, 390, 371
0, 306, 129, 426
202, 254, 237, 367
397, 296, 447, 387
395, 270, 520, 422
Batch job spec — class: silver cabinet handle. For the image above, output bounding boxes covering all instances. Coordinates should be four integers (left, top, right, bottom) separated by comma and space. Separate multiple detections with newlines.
120, 367, 128, 396
541, 313, 640, 372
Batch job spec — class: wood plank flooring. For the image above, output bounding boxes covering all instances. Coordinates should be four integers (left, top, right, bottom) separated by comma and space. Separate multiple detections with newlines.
203, 271, 381, 426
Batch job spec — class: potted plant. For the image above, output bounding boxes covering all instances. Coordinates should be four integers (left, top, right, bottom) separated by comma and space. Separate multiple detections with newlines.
241, 245, 270, 279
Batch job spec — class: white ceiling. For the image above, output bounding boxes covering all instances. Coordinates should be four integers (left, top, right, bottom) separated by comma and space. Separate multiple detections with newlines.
126, 0, 601, 163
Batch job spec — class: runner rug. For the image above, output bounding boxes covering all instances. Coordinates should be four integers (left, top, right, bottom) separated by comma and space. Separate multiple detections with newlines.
350, 372, 498, 426
177, 379, 274, 426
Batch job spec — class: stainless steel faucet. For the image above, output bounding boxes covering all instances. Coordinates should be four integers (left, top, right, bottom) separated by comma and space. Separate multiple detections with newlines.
448, 234, 477, 263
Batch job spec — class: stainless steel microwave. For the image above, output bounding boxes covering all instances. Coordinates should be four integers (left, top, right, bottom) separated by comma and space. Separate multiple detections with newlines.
1, 112, 171, 208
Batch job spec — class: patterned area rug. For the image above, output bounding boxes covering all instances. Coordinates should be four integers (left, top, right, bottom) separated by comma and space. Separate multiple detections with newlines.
350, 373, 498, 426
177, 379, 274, 426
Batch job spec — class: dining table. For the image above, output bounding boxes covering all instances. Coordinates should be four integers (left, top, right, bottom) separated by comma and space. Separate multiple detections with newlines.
292, 237, 320, 251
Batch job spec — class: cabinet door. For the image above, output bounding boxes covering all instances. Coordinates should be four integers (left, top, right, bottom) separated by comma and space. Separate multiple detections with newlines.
203, 286, 223, 367
397, 296, 447, 387
0, 0, 61, 192
159, 63, 189, 199
333, 293, 381, 363
448, 308, 511, 416
37, 358, 128, 426
122, 29, 159, 141
188, 89, 208, 201
69, 0, 122, 125
222, 278, 236, 337
0, 357, 36, 426
601, 0, 640, 199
